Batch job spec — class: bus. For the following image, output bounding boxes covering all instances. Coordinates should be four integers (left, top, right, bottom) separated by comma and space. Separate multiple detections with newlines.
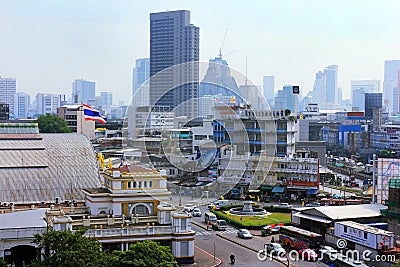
204, 212, 217, 224
279, 225, 323, 250
317, 252, 369, 267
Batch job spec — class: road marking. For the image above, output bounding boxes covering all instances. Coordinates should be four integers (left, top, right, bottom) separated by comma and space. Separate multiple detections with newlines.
195, 231, 212, 236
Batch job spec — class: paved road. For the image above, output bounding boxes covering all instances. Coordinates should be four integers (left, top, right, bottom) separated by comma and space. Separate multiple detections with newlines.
193, 223, 280, 267
192, 206, 318, 267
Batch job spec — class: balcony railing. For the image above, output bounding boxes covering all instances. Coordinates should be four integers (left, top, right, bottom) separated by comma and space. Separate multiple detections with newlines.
84, 225, 176, 238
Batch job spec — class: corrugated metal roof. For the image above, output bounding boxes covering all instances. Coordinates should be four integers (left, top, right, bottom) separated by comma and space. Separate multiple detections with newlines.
304, 204, 386, 220
0, 134, 101, 203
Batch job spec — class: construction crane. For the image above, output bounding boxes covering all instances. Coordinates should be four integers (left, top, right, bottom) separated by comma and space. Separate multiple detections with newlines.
218, 29, 237, 59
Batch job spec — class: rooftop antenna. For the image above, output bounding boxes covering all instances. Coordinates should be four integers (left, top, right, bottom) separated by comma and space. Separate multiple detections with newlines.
219, 29, 228, 58
245, 56, 248, 86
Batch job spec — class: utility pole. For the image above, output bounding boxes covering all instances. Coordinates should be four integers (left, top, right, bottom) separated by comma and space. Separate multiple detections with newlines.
372, 154, 376, 204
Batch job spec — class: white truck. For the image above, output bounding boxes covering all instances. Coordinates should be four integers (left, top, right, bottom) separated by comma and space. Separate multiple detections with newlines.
211, 219, 227, 231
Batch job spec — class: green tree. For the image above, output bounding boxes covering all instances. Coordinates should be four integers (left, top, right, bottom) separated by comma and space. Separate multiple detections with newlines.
112, 240, 178, 267
36, 114, 71, 133
32, 229, 110, 267
0, 258, 7, 267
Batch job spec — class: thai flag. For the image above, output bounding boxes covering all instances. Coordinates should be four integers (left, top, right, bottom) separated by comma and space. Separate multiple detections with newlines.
82, 104, 107, 124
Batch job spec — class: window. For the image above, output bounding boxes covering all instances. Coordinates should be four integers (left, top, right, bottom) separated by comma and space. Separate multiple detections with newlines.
138, 181, 142, 188
149, 181, 153, 188
127, 182, 132, 188
364, 232, 367, 239
143, 181, 147, 188
181, 218, 187, 230
133, 181, 137, 188
344, 226, 347, 233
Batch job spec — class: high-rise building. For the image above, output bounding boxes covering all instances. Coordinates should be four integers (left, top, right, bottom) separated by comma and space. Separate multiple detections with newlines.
325, 65, 338, 103
71, 79, 95, 104
365, 93, 382, 120
351, 80, 381, 111
100, 92, 113, 108
309, 65, 338, 104
132, 58, 150, 107
383, 60, 400, 113
274, 85, 298, 113
36, 93, 66, 115
13, 92, 30, 119
263, 76, 275, 107
149, 10, 199, 118
0, 77, 16, 117
132, 58, 150, 95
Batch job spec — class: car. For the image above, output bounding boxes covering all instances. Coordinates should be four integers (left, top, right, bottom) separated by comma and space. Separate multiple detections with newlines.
237, 229, 253, 239
305, 202, 321, 207
270, 226, 281, 234
299, 248, 318, 261
319, 245, 338, 255
183, 204, 196, 212
274, 203, 293, 209
265, 243, 286, 257
192, 208, 202, 217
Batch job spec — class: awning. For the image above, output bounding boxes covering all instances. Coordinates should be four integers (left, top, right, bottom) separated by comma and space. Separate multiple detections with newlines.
306, 188, 319, 195
272, 186, 285, 193
261, 185, 273, 190
292, 212, 332, 224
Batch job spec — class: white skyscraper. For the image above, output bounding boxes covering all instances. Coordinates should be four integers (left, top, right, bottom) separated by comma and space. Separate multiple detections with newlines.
0, 77, 16, 117
383, 60, 400, 113
100, 92, 113, 108
263, 76, 275, 108
71, 79, 95, 104
36, 93, 66, 115
14, 92, 30, 119
351, 80, 381, 111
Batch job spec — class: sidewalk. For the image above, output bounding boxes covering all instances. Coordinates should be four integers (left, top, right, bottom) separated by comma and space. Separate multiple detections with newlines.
180, 245, 222, 267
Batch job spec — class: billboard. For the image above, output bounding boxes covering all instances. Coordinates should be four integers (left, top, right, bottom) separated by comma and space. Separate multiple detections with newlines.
377, 158, 400, 204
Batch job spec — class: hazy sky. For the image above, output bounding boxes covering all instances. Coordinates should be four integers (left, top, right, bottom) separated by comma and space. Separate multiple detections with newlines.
1, 0, 400, 103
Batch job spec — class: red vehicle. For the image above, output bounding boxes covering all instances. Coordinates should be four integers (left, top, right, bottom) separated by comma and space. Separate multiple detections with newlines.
299, 248, 318, 261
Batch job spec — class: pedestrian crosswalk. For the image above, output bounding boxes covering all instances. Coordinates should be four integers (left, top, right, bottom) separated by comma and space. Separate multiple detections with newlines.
195, 228, 238, 236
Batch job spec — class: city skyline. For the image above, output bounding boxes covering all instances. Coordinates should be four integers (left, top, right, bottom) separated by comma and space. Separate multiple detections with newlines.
1, 1, 400, 103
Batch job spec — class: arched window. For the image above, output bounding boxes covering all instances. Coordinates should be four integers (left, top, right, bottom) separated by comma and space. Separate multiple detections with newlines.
132, 204, 150, 216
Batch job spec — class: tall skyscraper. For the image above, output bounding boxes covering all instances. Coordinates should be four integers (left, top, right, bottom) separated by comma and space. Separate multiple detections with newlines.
100, 92, 113, 108
36, 93, 66, 115
263, 76, 275, 107
325, 65, 338, 103
309, 65, 338, 105
71, 79, 95, 104
274, 85, 298, 113
149, 10, 199, 118
383, 60, 400, 114
365, 93, 382, 120
13, 92, 30, 119
132, 58, 150, 95
351, 80, 381, 111
132, 58, 150, 107
0, 77, 16, 117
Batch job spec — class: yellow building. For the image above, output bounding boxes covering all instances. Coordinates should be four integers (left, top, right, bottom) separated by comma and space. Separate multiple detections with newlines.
84, 165, 171, 216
